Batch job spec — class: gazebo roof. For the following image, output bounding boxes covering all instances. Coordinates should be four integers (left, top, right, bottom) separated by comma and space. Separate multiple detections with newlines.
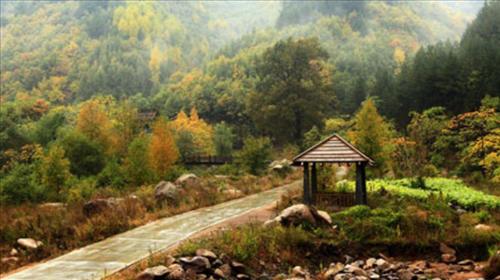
293, 134, 374, 165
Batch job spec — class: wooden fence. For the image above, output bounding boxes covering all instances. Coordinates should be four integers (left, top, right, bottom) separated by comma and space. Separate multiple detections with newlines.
183, 155, 233, 165
316, 192, 356, 208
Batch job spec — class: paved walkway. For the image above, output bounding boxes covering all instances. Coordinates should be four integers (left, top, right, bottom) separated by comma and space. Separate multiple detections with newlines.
5, 181, 300, 280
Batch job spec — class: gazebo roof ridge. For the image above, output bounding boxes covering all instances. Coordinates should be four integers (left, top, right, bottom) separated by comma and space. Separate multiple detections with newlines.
293, 133, 375, 165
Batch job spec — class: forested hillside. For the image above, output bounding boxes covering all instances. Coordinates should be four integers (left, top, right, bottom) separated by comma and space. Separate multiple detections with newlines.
1, 2, 499, 276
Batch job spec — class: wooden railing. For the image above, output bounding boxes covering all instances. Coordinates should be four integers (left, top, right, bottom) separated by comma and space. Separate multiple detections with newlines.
183, 155, 233, 165
316, 192, 356, 208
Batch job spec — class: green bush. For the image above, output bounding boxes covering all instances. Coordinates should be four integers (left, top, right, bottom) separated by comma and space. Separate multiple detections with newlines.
96, 159, 127, 188
236, 137, 272, 175
59, 131, 105, 177
213, 122, 234, 157
0, 163, 47, 204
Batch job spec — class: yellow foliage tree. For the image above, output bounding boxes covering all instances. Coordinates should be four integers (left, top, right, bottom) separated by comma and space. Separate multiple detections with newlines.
149, 117, 178, 177
170, 108, 214, 155
149, 45, 165, 85
76, 99, 115, 154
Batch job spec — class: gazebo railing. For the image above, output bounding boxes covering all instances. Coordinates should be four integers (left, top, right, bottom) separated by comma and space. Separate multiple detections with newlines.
316, 191, 356, 208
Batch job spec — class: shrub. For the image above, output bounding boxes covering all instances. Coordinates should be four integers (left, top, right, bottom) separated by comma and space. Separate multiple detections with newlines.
66, 178, 96, 203
236, 137, 272, 175
60, 131, 105, 177
0, 163, 46, 204
96, 159, 127, 188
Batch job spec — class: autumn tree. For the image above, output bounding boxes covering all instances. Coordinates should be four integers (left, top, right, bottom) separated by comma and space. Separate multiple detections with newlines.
248, 37, 336, 144
40, 144, 71, 195
148, 117, 178, 178
112, 100, 140, 156
170, 108, 214, 158
348, 98, 394, 176
76, 99, 115, 154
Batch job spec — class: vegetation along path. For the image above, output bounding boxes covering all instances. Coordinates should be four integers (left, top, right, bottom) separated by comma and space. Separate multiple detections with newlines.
5, 181, 301, 280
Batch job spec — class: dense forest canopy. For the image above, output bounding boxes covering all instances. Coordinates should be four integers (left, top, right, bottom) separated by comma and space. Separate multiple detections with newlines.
1, 0, 499, 205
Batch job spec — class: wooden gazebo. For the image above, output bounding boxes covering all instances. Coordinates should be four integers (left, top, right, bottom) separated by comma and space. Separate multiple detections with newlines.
293, 134, 374, 205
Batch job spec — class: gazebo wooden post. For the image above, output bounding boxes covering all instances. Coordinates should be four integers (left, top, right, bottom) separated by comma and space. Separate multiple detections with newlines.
311, 163, 317, 204
355, 162, 367, 205
303, 162, 310, 205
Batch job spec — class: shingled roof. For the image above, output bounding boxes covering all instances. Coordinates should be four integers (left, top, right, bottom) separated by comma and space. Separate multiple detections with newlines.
293, 134, 374, 165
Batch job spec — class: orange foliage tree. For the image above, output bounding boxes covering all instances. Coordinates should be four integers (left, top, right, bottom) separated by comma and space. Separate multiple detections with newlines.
148, 117, 178, 177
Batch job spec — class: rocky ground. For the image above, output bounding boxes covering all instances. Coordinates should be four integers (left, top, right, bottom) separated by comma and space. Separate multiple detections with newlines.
133, 203, 499, 280
135, 248, 497, 280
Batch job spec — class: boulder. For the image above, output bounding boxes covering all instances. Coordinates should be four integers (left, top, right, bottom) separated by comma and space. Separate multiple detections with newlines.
10, 248, 18, 256
39, 202, 65, 210
474, 224, 493, 231
154, 181, 178, 202
83, 198, 119, 217
441, 254, 457, 263
180, 256, 210, 273
315, 210, 333, 225
236, 274, 251, 280
365, 258, 377, 269
291, 266, 307, 277
1, 256, 19, 263
324, 263, 345, 279
167, 264, 184, 280
231, 261, 247, 274
136, 265, 169, 280
276, 204, 317, 226
196, 249, 217, 261
439, 243, 456, 255
217, 263, 232, 278
374, 259, 390, 270
175, 173, 198, 187
269, 159, 293, 173
17, 238, 43, 249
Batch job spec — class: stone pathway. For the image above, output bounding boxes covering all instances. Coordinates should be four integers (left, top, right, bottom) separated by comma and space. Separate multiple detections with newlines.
4, 181, 300, 280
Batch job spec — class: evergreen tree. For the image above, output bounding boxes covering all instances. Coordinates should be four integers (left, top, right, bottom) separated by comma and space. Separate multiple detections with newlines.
248, 38, 336, 144
348, 98, 394, 176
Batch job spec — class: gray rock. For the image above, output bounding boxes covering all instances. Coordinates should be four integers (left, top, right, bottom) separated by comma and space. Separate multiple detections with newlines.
1, 257, 19, 263
291, 266, 307, 277
441, 253, 456, 263
334, 273, 349, 280
196, 249, 217, 261
39, 202, 65, 210
167, 263, 184, 280
365, 258, 377, 269
397, 270, 414, 280
458, 259, 474, 266
83, 198, 119, 217
231, 261, 246, 274
17, 238, 43, 249
474, 224, 493, 231
236, 274, 251, 280
439, 243, 456, 255
324, 263, 345, 279
136, 265, 169, 280
218, 263, 232, 278
175, 173, 198, 187
344, 255, 354, 264
154, 181, 178, 202
180, 256, 210, 273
